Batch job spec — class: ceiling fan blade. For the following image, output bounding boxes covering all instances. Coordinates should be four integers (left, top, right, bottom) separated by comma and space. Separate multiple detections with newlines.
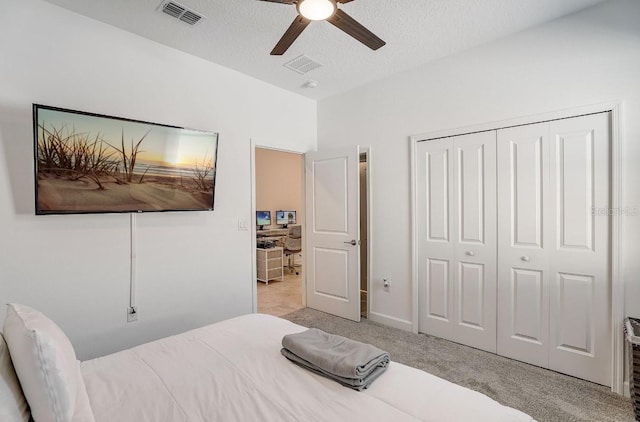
326, 8, 385, 51
260, 0, 296, 4
336, 0, 355, 3
271, 15, 311, 56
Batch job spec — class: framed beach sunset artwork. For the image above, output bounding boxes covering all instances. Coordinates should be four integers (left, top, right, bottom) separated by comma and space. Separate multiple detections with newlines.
33, 104, 219, 214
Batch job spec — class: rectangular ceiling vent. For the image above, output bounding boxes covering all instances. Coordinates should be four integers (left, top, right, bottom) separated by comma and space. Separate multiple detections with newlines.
284, 55, 322, 75
159, 1, 204, 26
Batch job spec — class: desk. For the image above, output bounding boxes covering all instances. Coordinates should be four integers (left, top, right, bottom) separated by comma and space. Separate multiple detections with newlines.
256, 247, 283, 284
257, 228, 288, 246
257, 228, 289, 237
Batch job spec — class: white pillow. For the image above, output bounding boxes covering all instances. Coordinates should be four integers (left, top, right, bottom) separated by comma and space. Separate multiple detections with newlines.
0, 332, 30, 422
71, 363, 94, 422
3, 303, 93, 422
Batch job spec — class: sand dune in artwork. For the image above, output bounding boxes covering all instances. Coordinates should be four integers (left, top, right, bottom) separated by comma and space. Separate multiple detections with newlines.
37, 175, 212, 212
34, 112, 217, 213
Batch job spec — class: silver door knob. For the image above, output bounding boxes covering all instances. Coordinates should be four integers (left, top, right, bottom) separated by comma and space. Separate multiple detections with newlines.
465, 251, 475, 256
521, 256, 530, 262
344, 239, 358, 246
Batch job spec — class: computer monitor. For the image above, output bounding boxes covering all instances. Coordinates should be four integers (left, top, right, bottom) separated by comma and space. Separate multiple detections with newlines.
276, 210, 296, 227
256, 211, 271, 230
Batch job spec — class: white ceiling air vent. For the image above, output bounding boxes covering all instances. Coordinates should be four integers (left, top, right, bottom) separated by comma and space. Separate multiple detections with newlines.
284, 55, 322, 75
159, 1, 204, 26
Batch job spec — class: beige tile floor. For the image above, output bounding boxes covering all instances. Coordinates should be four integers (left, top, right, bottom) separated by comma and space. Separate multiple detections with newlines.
257, 270, 304, 317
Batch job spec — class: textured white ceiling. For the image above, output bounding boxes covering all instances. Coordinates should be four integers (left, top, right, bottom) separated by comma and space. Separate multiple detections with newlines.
43, 0, 605, 100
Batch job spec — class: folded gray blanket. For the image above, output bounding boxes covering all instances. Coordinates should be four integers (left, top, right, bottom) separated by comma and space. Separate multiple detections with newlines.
281, 347, 388, 391
281, 328, 390, 391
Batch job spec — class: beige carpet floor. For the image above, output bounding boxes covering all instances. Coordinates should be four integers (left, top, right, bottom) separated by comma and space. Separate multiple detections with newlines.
282, 307, 635, 422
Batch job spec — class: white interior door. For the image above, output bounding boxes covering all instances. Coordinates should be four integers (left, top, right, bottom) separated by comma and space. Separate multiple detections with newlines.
497, 122, 551, 368
305, 146, 361, 321
547, 113, 611, 386
417, 132, 497, 352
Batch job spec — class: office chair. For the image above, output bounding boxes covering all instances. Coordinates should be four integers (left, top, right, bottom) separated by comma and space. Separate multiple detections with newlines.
283, 225, 302, 275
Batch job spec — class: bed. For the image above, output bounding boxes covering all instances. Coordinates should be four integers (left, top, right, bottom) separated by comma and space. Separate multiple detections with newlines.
1, 304, 535, 422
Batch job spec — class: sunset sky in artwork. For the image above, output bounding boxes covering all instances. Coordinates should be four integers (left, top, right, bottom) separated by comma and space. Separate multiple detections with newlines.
37, 108, 217, 168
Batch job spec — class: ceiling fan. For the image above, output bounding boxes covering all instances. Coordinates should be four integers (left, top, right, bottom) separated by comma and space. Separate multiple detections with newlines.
260, 0, 386, 55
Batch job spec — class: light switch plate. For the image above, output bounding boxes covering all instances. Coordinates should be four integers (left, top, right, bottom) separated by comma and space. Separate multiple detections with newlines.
238, 218, 248, 231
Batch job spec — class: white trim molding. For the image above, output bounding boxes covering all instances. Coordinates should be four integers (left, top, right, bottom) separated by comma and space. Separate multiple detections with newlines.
250, 139, 258, 314
409, 101, 625, 394
609, 101, 625, 395
358, 147, 373, 321
410, 137, 419, 334
369, 311, 413, 332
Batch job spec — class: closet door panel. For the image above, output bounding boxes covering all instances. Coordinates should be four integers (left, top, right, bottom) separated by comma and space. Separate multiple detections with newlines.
458, 142, 485, 244
427, 148, 450, 242
512, 138, 543, 247
555, 272, 594, 354
556, 130, 595, 250
427, 258, 450, 321
458, 261, 485, 328
497, 123, 550, 367
417, 139, 455, 337
452, 132, 497, 352
510, 268, 545, 344
548, 113, 611, 386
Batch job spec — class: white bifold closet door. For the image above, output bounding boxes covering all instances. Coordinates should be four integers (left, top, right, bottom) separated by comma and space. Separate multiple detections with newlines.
497, 113, 611, 386
417, 131, 497, 353
417, 112, 611, 386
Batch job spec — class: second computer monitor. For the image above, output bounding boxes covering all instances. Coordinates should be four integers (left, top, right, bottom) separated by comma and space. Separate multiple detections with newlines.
276, 210, 296, 227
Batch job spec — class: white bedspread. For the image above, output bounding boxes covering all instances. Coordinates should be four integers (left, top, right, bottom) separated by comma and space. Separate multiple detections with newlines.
81, 314, 534, 422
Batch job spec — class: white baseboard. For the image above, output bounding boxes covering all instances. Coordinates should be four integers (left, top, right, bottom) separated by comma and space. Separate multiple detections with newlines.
368, 311, 412, 331
624, 380, 631, 398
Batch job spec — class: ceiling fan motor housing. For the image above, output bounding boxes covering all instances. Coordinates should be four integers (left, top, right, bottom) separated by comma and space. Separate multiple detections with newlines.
296, 0, 337, 21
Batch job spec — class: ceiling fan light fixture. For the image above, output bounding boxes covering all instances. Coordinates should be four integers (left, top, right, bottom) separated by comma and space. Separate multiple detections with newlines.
297, 0, 337, 21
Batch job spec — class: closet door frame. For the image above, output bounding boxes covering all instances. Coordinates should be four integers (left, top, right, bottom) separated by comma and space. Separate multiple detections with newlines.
410, 101, 624, 395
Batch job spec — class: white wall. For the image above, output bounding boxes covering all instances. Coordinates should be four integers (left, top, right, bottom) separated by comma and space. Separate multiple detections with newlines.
255, 148, 304, 229
0, 0, 316, 359
318, 0, 640, 328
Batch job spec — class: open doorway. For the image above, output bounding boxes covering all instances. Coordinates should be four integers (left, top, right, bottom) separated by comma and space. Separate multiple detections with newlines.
254, 147, 304, 317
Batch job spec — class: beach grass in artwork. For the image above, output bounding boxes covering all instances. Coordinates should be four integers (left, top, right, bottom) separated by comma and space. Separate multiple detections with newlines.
34, 105, 219, 214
